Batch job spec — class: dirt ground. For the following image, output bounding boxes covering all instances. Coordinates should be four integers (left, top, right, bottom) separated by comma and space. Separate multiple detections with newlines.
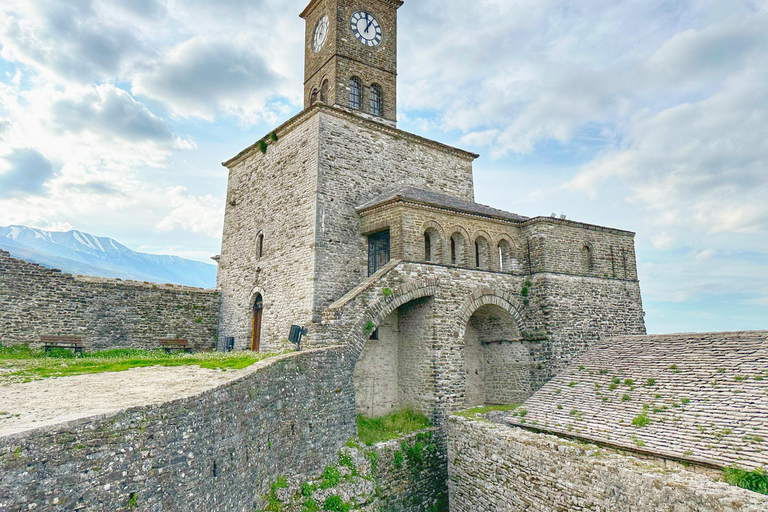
0, 364, 262, 438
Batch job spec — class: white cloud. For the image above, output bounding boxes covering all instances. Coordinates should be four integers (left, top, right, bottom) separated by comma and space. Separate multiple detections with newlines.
155, 186, 224, 238
132, 37, 287, 122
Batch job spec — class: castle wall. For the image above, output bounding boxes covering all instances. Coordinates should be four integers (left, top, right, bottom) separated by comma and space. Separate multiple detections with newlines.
448, 416, 768, 512
218, 115, 320, 351
0, 250, 217, 351
312, 110, 476, 316
0, 348, 356, 512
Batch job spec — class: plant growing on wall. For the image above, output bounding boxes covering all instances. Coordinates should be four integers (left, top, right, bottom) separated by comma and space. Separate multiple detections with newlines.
258, 140, 268, 154
382, 287, 393, 298
270, 131, 279, 142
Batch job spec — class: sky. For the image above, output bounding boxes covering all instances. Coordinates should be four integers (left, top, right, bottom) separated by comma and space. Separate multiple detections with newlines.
0, 0, 766, 334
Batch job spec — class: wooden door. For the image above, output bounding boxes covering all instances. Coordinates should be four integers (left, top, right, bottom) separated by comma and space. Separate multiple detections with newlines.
251, 295, 263, 352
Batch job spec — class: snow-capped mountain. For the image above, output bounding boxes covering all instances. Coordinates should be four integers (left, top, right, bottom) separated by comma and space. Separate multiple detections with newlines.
0, 226, 217, 288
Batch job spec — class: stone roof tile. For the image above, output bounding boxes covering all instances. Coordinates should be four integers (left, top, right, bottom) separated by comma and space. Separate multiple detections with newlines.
356, 185, 528, 222
500, 331, 768, 471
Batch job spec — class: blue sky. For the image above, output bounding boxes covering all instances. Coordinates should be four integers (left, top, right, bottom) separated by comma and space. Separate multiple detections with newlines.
0, 0, 766, 334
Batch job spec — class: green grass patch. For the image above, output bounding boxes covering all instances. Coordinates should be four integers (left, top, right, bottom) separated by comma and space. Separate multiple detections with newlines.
0, 344, 279, 384
723, 467, 768, 495
455, 404, 520, 419
357, 409, 431, 446
631, 414, 651, 427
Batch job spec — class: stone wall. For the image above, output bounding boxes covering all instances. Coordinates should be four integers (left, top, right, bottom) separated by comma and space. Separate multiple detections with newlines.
447, 415, 768, 512
322, 260, 645, 421
313, 109, 477, 317
0, 250, 217, 351
218, 113, 320, 351
0, 348, 357, 512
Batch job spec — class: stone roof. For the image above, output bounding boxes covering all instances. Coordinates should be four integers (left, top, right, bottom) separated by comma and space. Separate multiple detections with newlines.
356, 185, 529, 222
499, 331, 768, 471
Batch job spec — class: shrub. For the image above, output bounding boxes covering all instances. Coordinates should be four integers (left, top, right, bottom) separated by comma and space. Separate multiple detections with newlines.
382, 287, 394, 297
338, 452, 354, 468
269, 131, 279, 142
363, 321, 375, 334
320, 466, 340, 489
301, 482, 314, 497
393, 451, 404, 469
723, 467, 768, 495
323, 495, 351, 512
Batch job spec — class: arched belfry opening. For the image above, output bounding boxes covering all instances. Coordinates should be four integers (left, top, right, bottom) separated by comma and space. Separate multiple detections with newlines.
463, 303, 531, 407
353, 297, 434, 418
251, 294, 263, 352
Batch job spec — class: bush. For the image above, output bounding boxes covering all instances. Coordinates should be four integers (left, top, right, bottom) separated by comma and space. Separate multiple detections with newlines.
323, 496, 350, 512
723, 467, 768, 495
320, 466, 340, 489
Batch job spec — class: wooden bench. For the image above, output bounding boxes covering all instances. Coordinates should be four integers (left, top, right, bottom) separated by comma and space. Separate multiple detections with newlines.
41, 335, 84, 356
159, 339, 191, 353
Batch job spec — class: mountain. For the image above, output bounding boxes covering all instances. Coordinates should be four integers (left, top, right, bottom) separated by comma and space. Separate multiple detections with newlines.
0, 226, 217, 288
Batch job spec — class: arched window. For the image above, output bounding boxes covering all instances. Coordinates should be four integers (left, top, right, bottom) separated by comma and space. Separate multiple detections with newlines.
350, 77, 362, 109
497, 239, 517, 272
582, 244, 594, 272
256, 233, 264, 259
320, 79, 329, 103
310, 89, 318, 106
423, 227, 442, 263
370, 83, 383, 116
450, 232, 465, 266
474, 236, 489, 269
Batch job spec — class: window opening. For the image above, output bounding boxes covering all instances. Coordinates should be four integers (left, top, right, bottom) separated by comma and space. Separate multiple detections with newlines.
370, 84, 383, 115
368, 230, 390, 276
350, 77, 362, 109
425, 232, 432, 262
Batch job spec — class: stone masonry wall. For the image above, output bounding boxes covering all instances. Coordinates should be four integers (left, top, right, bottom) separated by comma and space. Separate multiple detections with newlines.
218, 114, 320, 351
0, 348, 357, 512
321, 261, 644, 422
448, 415, 768, 512
313, 109, 476, 318
0, 250, 217, 351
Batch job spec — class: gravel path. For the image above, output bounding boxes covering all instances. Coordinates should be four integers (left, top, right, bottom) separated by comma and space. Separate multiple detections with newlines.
0, 364, 261, 437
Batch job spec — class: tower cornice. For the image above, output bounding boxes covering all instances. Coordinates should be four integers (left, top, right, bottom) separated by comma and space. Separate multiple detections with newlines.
300, 0, 403, 19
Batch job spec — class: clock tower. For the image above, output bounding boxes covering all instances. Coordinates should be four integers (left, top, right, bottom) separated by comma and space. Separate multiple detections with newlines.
300, 0, 403, 126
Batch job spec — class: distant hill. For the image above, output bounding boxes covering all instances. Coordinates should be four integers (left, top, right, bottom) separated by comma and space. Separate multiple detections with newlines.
0, 226, 217, 288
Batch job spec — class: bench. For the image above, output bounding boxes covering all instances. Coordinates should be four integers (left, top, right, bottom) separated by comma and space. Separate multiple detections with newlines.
159, 339, 191, 353
41, 335, 84, 356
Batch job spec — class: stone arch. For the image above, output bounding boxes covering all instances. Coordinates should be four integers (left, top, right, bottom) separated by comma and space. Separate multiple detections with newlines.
456, 289, 531, 407
473, 230, 492, 269
421, 221, 445, 264
456, 288, 525, 334
494, 234, 520, 272
448, 226, 470, 267
350, 278, 441, 417
347, 278, 441, 362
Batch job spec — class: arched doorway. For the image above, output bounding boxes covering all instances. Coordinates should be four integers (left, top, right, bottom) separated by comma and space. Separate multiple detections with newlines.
251, 294, 263, 352
463, 303, 528, 407
353, 297, 434, 418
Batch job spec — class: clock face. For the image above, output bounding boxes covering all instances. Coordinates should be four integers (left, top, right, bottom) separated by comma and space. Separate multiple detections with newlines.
313, 15, 329, 53
350, 11, 382, 47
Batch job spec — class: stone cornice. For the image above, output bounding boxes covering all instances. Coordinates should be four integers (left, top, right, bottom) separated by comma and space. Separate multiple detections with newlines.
300, 0, 404, 19
522, 216, 636, 237
222, 103, 479, 168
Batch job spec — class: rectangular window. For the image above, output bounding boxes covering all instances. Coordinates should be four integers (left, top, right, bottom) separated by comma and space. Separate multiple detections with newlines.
368, 229, 390, 276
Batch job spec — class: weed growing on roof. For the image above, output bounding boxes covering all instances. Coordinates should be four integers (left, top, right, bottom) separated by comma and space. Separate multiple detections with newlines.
632, 414, 651, 427
681, 398, 690, 404
645, 379, 656, 387
568, 382, 577, 387
622, 394, 631, 402
599, 369, 609, 375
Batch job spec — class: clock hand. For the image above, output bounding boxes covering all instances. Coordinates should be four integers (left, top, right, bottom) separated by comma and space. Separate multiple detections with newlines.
366, 15, 374, 32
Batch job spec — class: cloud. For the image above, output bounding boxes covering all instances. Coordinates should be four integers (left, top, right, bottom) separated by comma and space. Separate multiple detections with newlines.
0, 148, 57, 198
155, 187, 225, 238
568, 65, 768, 235
51, 85, 189, 147
132, 37, 287, 120
0, 0, 155, 84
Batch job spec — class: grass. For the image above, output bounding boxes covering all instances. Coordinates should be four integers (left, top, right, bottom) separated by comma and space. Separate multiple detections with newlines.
455, 404, 521, 419
0, 344, 279, 384
357, 409, 431, 446
723, 466, 768, 495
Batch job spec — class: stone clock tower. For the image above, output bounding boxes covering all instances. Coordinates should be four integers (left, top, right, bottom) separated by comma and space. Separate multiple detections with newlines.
300, 0, 403, 126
